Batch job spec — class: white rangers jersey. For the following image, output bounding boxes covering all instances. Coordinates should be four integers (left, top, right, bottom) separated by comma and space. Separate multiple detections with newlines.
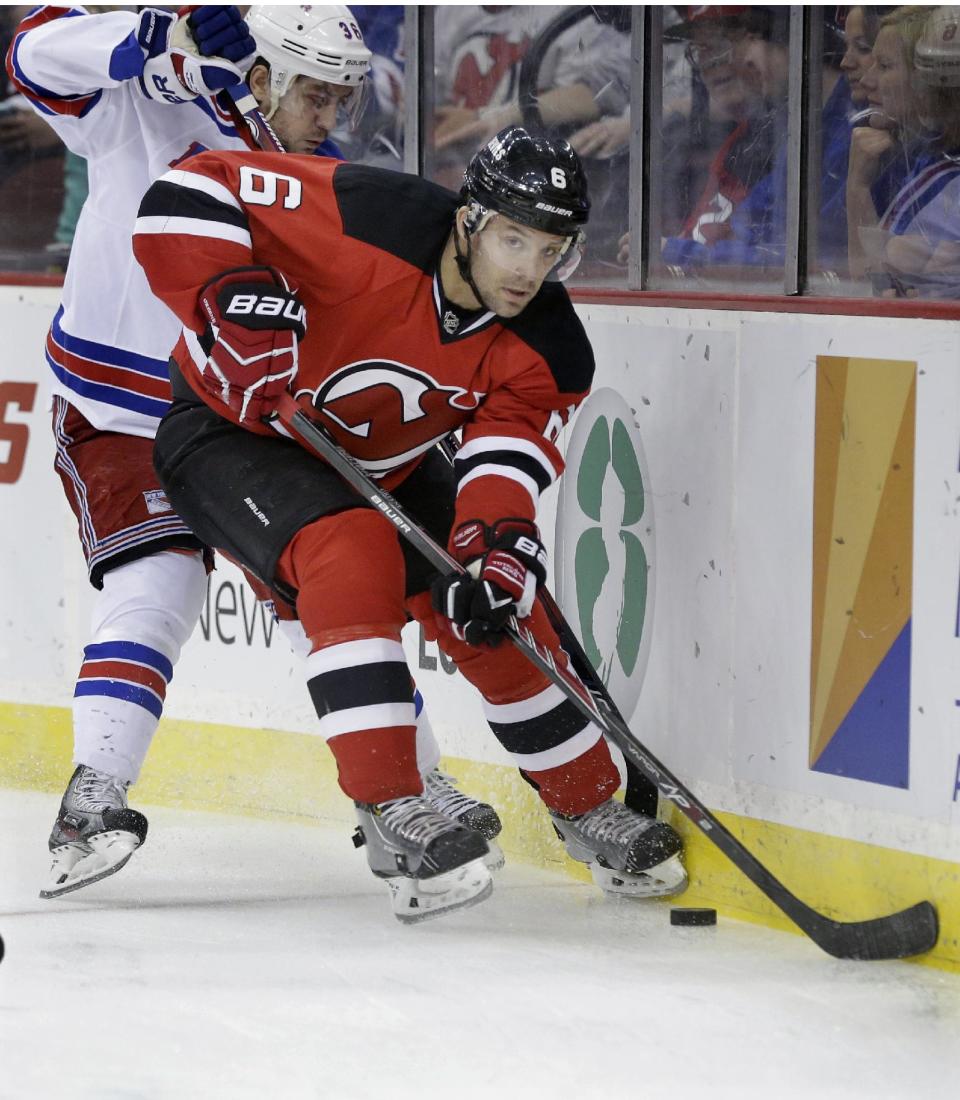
7, 5, 249, 438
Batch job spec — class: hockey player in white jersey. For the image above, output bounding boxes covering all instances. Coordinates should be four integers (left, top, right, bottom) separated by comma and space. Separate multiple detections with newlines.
8, 4, 502, 900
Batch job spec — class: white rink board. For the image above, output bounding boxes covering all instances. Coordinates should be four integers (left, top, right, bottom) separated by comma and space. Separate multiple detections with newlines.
1, 287, 958, 862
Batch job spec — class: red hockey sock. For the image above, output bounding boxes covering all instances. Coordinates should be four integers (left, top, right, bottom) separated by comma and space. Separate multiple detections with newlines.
408, 591, 620, 816
278, 512, 421, 803
524, 734, 620, 816
327, 726, 422, 805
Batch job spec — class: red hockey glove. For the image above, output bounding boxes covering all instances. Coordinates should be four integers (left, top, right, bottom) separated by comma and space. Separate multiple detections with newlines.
431, 519, 548, 646
197, 267, 306, 423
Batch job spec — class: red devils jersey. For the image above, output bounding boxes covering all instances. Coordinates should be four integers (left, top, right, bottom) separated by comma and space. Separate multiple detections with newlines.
133, 151, 594, 529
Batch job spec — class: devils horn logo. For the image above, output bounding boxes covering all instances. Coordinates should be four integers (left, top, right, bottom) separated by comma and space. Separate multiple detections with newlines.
297, 361, 484, 476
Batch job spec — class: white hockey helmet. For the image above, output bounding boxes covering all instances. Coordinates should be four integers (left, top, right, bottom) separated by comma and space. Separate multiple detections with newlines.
914, 6, 960, 87
245, 4, 372, 124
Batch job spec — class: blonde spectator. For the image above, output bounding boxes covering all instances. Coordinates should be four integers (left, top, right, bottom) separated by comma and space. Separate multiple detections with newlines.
847, 5, 960, 295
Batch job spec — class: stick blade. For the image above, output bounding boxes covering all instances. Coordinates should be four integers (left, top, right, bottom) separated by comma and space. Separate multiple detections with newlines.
809, 900, 939, 960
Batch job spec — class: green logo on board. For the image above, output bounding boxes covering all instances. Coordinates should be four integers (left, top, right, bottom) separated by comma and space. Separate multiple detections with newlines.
556, 389, 654, 718
574, 414, 648, 679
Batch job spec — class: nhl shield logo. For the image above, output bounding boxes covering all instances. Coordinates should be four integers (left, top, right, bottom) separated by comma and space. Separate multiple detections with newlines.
442, 310, 460, 335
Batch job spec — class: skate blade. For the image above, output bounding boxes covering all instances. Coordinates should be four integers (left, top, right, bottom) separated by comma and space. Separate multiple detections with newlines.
389, 857, 494, 924
483, 840, 505, 873
590, 853, 688, 899
40, 831, 142, 899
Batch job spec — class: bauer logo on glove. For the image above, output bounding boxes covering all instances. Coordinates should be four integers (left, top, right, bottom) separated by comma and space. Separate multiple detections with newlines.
221, 291, 307, 328
197, 266, 307, 423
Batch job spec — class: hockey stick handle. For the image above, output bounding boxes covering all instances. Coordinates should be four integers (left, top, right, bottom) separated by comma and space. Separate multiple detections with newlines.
223, 82, 285, 153
273, 393, 938, 959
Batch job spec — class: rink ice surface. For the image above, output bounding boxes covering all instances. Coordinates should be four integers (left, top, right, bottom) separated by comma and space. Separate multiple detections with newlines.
1, 789, 957, 1100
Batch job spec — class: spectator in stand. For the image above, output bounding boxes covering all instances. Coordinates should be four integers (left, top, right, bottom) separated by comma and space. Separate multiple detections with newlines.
841, 5, 883, 109
430, 6, 630, 190
650, 10, 859, 273
806, 5, 883, 276
656, 6, 790, 272
0, 4, 66, 255
616, 6, 789, 268
848, 5, 960, 297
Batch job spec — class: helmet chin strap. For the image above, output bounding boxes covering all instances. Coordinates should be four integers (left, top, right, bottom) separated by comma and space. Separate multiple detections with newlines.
453, 223, 496, 315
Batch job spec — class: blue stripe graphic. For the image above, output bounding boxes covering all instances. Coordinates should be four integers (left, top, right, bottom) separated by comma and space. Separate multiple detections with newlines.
83, 640, 174, 683
51, 307, 170, 378
46, 349, 170, 420
108, 31, 145, 81
75, 679, 163, 721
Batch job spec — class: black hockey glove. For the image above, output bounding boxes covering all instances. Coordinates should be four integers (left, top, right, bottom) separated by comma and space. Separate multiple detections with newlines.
431, 519, 547, 647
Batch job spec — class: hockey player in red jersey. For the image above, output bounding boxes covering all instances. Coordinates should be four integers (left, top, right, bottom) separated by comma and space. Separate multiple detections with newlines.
11, 3, 500, 900
134, 126, 687, 922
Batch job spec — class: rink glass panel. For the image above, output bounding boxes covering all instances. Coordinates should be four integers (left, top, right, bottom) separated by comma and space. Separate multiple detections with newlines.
1, 6, 960, 306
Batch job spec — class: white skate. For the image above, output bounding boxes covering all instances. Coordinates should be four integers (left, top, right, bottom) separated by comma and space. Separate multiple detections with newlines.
422, 767, 505, 872
40, 765, 148, 899
354, 795, 493, 923
551, 798, 688, 899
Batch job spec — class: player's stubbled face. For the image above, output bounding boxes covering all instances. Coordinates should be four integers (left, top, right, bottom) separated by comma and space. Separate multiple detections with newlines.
470, 216, 569, 317
271, 77, 354, 154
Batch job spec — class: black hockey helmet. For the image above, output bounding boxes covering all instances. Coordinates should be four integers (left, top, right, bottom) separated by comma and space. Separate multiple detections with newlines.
461, 125, 590, 239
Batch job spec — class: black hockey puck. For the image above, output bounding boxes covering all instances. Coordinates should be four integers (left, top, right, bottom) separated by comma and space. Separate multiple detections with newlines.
670, 907, 717, 927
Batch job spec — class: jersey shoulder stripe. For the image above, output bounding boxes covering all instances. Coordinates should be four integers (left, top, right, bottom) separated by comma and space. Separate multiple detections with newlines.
333, 162, 459, 272
46, 308, 171, 421
135, 168, 251, 248
501, 281, 594, 396
7, 7, 103, 118
139, 176, 249, 232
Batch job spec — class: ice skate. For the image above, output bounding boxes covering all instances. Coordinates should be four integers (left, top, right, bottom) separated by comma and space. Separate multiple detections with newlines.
551, 798, 688, 899
40, 765, 148, 899
422, 767, 505, 871
353, 795, 493, 923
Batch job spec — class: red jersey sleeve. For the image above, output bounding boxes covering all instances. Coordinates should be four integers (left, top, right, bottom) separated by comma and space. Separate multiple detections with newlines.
133, 149, 342, 331
452, 291, 593, 531
134, 151, 259, 330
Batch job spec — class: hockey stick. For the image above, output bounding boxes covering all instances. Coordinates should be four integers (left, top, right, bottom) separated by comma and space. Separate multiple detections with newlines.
437, 438, 660, 817
223, 83, 285, 152
273, 394, 938, 960
226, 73, 939, 961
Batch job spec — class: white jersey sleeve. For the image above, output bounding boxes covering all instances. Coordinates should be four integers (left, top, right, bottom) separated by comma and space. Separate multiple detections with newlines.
7, 6, 148, 154
8, 4, 250, 439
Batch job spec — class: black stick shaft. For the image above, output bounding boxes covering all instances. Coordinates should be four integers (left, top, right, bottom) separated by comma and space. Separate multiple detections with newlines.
277, 399, 937, 960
